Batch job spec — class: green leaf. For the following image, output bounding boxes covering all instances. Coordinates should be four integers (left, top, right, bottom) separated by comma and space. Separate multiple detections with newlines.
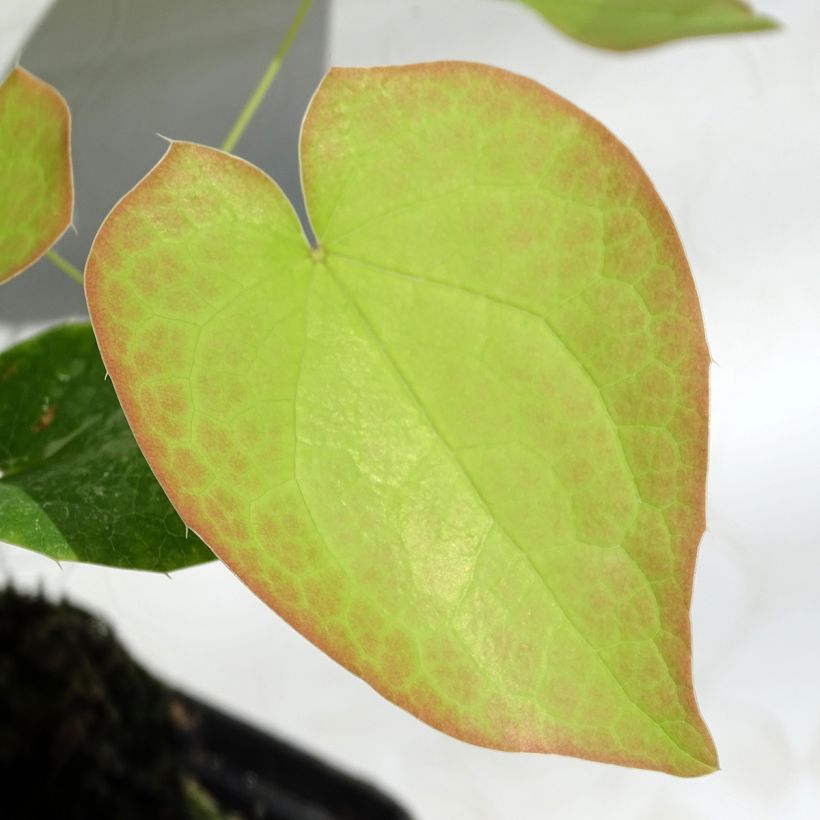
0, 67, 73, 283
0, 324, 214, 571
514, 0, 778, 50
86, 62, 715, 775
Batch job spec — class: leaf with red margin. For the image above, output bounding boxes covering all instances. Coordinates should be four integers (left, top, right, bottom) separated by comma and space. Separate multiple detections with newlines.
86, 62, 716, 776
0, 67, 73, 283
514, 0, 777, 50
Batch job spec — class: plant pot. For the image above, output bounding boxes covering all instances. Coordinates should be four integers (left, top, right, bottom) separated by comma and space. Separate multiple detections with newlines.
0, 587, 412, 819
172, 693, 412, 820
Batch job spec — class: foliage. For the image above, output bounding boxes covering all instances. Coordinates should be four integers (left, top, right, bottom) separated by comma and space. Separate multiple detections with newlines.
0, 324, 212, 570
85, 63, 714, 775
0, 67, 73, 283
0, 0, 782, 777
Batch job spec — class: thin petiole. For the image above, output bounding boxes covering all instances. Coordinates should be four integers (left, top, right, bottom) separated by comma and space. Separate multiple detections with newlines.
46, 249, 83, 285
221, 0, 314, 154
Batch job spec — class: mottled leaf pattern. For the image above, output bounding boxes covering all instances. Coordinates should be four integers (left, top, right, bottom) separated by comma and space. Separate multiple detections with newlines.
515, 0, 777, 50
0, 325, 214, 571
0, 67, 73, 283
86, 63, 715, 775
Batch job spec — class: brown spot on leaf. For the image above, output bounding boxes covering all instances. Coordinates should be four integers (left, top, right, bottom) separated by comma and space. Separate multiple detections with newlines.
33, 403, 57, 432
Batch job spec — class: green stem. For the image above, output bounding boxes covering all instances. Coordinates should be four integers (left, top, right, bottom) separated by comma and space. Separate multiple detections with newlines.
221, 0, 313, 154
46, 249, 83, 285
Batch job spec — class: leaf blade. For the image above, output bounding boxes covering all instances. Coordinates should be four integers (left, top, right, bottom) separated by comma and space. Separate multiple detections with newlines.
514, 0, 778, 50
0, 67, 73, 283
86, 63, 715, 775
0, 324, 214, 571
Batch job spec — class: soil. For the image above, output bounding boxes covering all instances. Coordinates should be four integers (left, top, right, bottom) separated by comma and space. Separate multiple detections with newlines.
0, 587, 411, 820
0, 587, 193, 818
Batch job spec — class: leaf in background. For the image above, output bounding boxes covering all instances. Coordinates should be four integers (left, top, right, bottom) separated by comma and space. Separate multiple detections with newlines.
0, 67, 73, 283
0, 324, 213, 571
515, 0, 777, 50
86, 62, 714, 775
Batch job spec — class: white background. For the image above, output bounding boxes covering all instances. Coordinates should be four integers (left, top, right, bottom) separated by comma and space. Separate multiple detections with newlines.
2, 1, 820, 817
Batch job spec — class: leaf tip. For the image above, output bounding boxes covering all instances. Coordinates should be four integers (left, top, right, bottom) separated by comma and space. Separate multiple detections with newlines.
750, 14, 781, 32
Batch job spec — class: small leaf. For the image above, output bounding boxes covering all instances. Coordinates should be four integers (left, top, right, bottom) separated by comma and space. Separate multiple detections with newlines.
87, 62, 715, 775
0, 67, 73, 283
0, 324, 213, 571
514, 0, 778, 50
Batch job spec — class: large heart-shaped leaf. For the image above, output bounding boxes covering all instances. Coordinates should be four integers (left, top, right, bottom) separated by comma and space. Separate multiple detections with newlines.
0, 324, 213, 571
86, 62, 715, 775
515, 0, 777, 50
0, 67, 73, 283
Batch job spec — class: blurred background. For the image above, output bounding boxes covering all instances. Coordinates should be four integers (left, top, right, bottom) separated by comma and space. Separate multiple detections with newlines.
1, 1, 819, 817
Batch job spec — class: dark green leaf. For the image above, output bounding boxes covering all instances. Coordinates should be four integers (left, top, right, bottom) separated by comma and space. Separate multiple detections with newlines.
0, 324, 214, 571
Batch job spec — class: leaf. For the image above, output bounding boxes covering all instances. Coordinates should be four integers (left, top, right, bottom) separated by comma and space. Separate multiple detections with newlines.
514, 0, 778, 50
86, 62, 715, 775
0, 324, 214, 571
0, 67, 73, 283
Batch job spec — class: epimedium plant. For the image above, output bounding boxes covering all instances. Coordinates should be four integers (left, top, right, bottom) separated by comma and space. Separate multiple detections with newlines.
88, 65, 716, 777
0, 0, 776, 779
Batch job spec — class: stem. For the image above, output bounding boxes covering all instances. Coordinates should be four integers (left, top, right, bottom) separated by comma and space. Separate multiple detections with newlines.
221, 0, 313, 154
46, 249, 83, 285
